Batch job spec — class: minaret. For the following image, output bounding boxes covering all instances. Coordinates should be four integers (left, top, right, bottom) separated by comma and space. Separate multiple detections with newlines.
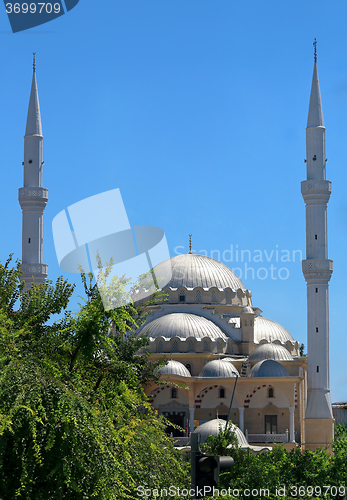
302, 40, 334, 451
18, 55, 48, 290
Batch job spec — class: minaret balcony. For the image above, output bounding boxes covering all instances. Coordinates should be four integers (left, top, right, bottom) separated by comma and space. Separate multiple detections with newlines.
302, 259, 333, 282
301, 180, 331, 203
18, 187, 48, 209
21, 263, 48, 276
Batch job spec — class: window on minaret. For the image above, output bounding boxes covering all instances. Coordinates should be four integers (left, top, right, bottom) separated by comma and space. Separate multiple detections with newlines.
316, 327, 319, 333
28, 238, 30, 243
315, 235, 317, 239
317, 366, 319, 373
179, 290, 186, 302
316, 288, 318, 293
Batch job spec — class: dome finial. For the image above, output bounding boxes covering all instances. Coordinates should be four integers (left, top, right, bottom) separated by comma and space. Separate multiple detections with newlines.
33, 52, 36, 72
313, 38, 317, 62
188, 234, 193, 254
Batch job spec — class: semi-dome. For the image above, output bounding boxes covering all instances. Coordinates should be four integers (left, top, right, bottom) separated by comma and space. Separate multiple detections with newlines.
139, 312, 228, 341
199, 359, 239, 378
241, 306, 254, 315
249, 359, 290, 378
248, 343, 293, 362
153, 253, 247, 291
158, 360, 191, 377
193, 419, 248, 447
254, 316, 294, 344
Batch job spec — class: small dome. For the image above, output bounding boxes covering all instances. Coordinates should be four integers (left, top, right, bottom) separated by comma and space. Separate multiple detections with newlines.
199, 359, 239, 378
139, 312, 228, 341
249, 344, 293, 362
249, 359, 290, 378
254, 316, 294, 344
193, 419, 248, 447
158, 360, 191, 377
241, 306, 254, 315
153, 253, 247, 291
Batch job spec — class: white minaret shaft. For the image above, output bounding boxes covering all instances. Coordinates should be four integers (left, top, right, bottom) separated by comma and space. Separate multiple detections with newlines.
18, 56, 48, 290
302, 49, 333, 420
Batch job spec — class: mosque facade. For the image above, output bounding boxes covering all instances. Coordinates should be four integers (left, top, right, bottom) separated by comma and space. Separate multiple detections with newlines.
20, 50, 333, 452
139, 51, 334, 452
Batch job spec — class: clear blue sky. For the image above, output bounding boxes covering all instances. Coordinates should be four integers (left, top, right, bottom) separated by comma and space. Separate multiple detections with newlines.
1, 1, 347, 402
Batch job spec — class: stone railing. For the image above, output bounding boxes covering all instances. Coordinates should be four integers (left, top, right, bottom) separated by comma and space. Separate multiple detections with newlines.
245, 429, 289, 443
171, 436, 190, 447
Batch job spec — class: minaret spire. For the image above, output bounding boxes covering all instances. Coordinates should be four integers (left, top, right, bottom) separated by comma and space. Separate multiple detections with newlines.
18, 57, 48, 291
188, 234, 192, 254
302, 44, 334, 451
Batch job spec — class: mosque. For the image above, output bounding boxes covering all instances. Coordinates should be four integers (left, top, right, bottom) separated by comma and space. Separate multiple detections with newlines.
19, 47, 334, 452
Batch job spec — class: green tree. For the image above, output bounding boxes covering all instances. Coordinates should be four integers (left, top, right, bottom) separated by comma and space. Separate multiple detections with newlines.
0, 256, 189, 499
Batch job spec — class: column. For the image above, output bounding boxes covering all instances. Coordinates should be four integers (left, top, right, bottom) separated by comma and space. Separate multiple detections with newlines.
189, 407, 195, 434
238, 407, 244, 432
289, 407, 295, 443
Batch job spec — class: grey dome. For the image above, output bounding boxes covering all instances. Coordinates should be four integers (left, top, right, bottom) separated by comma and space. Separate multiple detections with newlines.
193, 419, 248, 447
139, 312, 228, 341
158, 360, 191, 378
249, 359, 290, 378
199, 359, 239, 378
241, 306, 254, 314
254, 316, 294, 344
153, 253, 246, 291
248, 344, 293, 362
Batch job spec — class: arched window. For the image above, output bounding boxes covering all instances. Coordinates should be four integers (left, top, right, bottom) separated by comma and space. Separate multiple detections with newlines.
211, 290, 217, 303
171, 388, 177, 399
219, 388, 225, 398
217, 340, 223, 353
195, 289, 202, 303
185, 364, 192, 374
203, 339, 209, 352
188, 339, 195, 352
157, 340, 163, 353
172, 339, 179, 352
179, 289, 186, 302
268, 387, 274, 398
225, 290, 230, 303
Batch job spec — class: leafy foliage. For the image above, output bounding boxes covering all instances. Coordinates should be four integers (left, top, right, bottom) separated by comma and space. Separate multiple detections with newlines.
201, 425, 347, 500
0, 256, 189, 499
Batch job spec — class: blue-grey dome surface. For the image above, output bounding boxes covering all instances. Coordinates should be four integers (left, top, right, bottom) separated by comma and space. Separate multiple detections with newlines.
193, 419, 248, 447
153, 253, 247, 291
254, 317, 294, 344
248, 344, 293, 362
139, 312, 228, 341
158, 360, 191, 378
249, 359, 290, 378
199, 359, 239, 378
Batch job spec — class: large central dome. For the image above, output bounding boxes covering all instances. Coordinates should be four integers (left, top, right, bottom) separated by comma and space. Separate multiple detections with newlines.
154, 253, 246, 291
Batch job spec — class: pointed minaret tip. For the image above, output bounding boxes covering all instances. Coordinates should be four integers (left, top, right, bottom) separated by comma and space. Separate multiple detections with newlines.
25, 54, 42, 137
188, 234, 193, 254
307, 39, 325, 128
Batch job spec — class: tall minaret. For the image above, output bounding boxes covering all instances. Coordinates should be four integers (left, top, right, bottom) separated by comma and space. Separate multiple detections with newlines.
18, 55, 48, 290
302, 40, 334, 451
